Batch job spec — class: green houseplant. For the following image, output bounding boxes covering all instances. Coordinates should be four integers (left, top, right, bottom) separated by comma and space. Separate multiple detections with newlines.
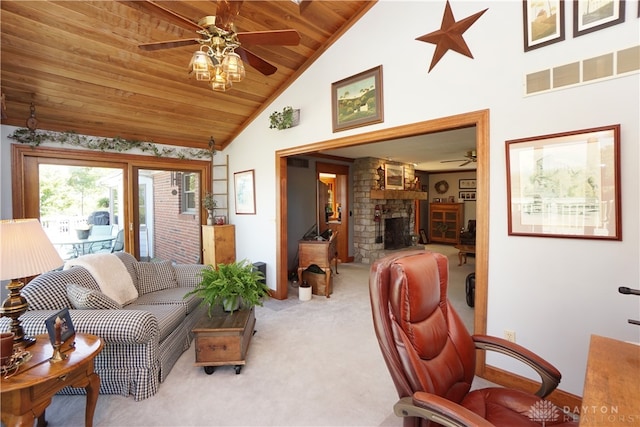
202, 192, 217, 225
268, 106, 299, 130
186, 259, 269, 315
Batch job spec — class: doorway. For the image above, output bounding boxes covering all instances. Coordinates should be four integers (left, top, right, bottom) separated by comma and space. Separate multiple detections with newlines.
275, 110, 489, 370
317, 162, 350, 264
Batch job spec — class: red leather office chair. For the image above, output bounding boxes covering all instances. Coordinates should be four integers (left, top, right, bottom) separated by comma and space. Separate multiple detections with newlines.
369, 250, 577, 427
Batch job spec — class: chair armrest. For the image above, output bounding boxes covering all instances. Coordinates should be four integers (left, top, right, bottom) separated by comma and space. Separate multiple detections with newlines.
472, 334, 561, 398
394, 394, 494, 427
16, 309, 159, 345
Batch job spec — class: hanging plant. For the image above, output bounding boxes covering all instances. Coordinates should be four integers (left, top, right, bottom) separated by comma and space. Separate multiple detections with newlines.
8, 128, 214, 160
268, 106, 299, 130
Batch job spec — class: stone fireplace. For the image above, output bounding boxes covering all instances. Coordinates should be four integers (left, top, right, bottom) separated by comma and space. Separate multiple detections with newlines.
353, 157, 426, 264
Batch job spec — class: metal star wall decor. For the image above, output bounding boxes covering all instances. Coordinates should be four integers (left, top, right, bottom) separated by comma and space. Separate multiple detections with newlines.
416, 1, 488, 72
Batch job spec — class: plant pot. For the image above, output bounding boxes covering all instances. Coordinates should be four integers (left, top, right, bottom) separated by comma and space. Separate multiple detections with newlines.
222, 297, 241, 312
299, 283, 312, 301
0, 332, 15, 366
76, 228, 91, 240
206, 210, 213, 226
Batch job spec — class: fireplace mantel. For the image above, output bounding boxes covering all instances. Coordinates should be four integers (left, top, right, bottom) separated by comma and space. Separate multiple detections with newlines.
370, 189, 428, 200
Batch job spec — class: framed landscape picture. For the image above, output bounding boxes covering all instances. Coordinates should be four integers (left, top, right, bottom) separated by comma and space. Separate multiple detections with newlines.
331, 65, 384, 132
523, 0, 565, 51
234, 169, 256, 215
384, 164, 404, 190
573, 0, 626, 37
506, 125, 621, 240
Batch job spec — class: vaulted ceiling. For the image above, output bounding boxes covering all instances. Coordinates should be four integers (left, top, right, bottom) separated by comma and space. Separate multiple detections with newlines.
0, 0, 374, 151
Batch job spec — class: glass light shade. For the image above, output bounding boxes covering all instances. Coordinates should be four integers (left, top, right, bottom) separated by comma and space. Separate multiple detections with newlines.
0, 219, 63, 280
189, 51, 214, 81
222, 52, 245, 83
211, 66, 231, 92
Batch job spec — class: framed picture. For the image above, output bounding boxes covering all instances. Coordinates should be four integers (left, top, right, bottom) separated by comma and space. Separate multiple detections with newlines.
234, 169, 256, 215
573, 0, 626, 37
523, 0, 565, 51
45, 308, 75, 345
331, 65, 384, 132
459, 191, 476, 201
384, 164, 404, 190
419, 229, 428, 244
459, 178, 477, 189
506, 125, 621, 240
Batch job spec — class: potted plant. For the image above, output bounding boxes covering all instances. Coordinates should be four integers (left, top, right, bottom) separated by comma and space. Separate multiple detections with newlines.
202, 192, 217, 225
186, 259, 269, 315
268, 106, 300, 130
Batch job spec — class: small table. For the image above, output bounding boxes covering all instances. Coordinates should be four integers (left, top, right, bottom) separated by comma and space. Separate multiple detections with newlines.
192, 306, 256, 375
455, 244, 476, 266
52, 235, 116, 257
1, 333, 103, 427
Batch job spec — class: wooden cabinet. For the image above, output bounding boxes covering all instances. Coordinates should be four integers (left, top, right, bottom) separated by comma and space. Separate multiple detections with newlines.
429, 203, 464, 244
297, 232, 338, 298
202, 225, 235, 266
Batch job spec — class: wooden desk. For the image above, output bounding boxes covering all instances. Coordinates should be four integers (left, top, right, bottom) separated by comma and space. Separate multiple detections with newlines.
297, 232, 338, 298
580, 335, 640, 426
1, 333, 103, 427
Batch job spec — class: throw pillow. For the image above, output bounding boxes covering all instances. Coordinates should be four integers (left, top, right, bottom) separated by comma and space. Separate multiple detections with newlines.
66, 283, 122, 310
134, 261, 178, 295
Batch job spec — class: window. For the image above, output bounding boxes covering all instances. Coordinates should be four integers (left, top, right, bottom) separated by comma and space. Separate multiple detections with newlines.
181, 173, 197, 213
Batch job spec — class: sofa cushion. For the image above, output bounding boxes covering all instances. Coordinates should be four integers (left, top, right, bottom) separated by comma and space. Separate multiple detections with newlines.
125, 304, 184, 342
67, 283, 122, 310
174, 264, 210, 287
132, 288, 202, 316
24, 267, 99, 310
134, 261, 178, 295
113, 252, 140, 289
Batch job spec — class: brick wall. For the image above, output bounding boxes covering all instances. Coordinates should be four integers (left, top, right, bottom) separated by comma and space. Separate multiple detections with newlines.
153, 172, 202, 264
353, 158, 421, 264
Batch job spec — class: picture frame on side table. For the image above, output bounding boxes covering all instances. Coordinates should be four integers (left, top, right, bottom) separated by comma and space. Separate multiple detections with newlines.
331, 65, 384, 132
573, 0, 625, 37
234, 169, 256, 215
45, 308, 75, 345
523, 0, 565, 51
384, 164, 404, 190
506, 125, 621, 240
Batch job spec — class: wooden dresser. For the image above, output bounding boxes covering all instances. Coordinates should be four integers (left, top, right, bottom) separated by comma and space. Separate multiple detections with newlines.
202, 225, 235, 267
297, 232, 338, 297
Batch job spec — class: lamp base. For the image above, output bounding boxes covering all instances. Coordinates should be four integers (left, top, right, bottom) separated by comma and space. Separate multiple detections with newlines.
1, 279, 35, 348
19, 335, 36, 348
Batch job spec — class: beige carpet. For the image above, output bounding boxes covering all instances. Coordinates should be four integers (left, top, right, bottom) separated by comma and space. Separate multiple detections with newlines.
40, 245, 478, 426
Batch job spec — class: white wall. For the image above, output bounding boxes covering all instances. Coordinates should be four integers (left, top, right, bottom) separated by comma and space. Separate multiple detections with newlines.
221, 1, 639, 395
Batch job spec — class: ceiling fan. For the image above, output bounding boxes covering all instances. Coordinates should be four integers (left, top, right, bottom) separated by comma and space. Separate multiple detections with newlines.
440, 150, 477, 167
138, 0, 301, 90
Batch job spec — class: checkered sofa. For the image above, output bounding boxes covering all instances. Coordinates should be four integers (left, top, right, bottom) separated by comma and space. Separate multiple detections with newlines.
1, 252, 207, 401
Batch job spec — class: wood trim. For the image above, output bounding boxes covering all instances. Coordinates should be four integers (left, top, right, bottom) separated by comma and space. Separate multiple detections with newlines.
276, 109, 490, 376
483, 365, 582, 411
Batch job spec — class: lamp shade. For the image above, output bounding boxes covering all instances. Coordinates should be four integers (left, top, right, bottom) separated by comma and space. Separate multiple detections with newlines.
0, 219, 63, 280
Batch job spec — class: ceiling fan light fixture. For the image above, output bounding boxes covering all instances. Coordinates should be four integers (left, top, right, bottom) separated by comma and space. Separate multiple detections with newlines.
222, 52, 245, 83
189, 50, 214, 81
211, 66, 232, 92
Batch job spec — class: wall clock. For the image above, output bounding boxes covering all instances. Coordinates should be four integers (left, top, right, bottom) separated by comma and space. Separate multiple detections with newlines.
435, 180, 449, 194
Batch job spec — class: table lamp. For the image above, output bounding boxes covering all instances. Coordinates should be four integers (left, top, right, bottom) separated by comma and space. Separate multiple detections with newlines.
0, 219, 63, 347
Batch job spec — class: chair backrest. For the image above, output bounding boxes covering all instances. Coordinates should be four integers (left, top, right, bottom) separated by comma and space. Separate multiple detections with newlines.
90, 224, 113, 237
467, 220, 476, 233
111, 229, 125, 252
369, 250, 476, 404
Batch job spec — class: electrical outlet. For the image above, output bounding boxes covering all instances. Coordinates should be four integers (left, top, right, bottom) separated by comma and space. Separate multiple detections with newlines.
504, 329, 516, 343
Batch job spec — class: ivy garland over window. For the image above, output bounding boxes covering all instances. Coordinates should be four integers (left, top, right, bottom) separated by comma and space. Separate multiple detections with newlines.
8, 128, 214, 160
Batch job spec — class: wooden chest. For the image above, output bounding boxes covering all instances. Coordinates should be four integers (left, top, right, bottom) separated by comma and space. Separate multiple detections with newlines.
192, 306, 255, 374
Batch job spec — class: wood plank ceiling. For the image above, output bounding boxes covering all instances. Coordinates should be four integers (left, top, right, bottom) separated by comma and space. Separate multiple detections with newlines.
0, 1, 374, 150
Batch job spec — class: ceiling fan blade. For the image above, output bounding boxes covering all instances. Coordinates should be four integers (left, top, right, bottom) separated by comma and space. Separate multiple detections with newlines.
142, 1, 204, 32
139, 38, 201, 51
459, 160, 471, 167
237, 30, 301, 46
440, 159, 466, 163
236, 47, 277, 76
215, 0, 243, 32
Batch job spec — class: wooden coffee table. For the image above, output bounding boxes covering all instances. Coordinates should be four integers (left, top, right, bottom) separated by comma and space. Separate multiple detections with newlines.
455, 244, 476, 266
1, 333, 103, 427
192, 306, 256, 375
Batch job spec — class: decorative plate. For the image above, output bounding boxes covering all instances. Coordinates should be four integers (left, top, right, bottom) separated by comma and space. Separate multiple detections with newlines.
434, 180, 449, 194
